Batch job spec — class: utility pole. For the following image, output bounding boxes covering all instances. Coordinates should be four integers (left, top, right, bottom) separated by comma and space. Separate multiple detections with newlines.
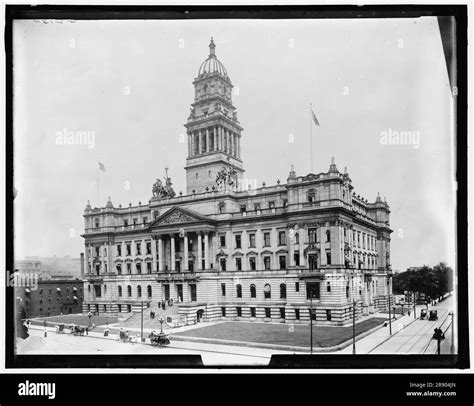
387, 277, 392, 335
310, 293, 313, 355
413, 291, 416, 319
352, 298, 356, 355
141, 300, 144, 342
449, 311, 455, 354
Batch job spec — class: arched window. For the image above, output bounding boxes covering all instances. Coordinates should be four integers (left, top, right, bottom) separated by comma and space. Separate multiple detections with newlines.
118, 286, 122, 297
250, 284, 256, 299
280, 284, 287, 299
147, 285, 152, 298
264, 284, 271, 299
137, 286, 142, 298
327, 281, 331, 292
127, 285, 132, 297
236, 284, 242, 298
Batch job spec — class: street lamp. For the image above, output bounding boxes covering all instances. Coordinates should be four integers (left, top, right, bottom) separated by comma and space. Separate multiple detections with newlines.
352, 298, 356, 355
309, 292, 314, 355
88, 311, 92, 328
159, 317, 164, 334
448, 311, 455, 354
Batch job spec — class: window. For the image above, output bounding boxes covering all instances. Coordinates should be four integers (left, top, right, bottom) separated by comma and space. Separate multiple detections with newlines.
220, 258, 227, 271
235, 234, 242, 249
118, 286, 122, 297
264, 256, 271, 270
137, 286, 142, 298
250, 284, 256, 298
326, 309, 332, 321
268, 201, 275, 209
280, 284, 287, 299
136, 263, 142, 274
124, 219, 128, 227
295, 282, 300, 292
295, 309, 300, 320
249, 233, 256, 248
218, 202, 225, 214
265, 308, 271, 318
307, 189, 315, 203
87, 285, 90, 293
147, 262, 152, 274
264, 284, 271, 299
127, 263, 132, 274
280, 308, 286, 319
250, 307, 256, 317
126, 244, 131, 256
249, 257, 256, 270
235, 257, 242, 271
306, 282, 320, 300
104, 285, 107, 294
236, 307, 242, 317
308, 228, 317, 243
263, 232, 271, 247
147, 285, 152, 298
327, 281, 331, 292
254, 203, 260, 211
127, 285, 132, 297
240, 205, 246, 213
283, 199, 288, 208
146, 242, 151, 255
221, 307, 226, 317
95, 219, 100, 228
279, 255, 286, 270
94, 285, 102, 298
95, 246, 100, 257
278, 231, 286, 245
143, 216, 147, 224
346, 284, 350, 298
136, 242, 141, 255
219, 235, 226, 248
236, 284, 242, 298
117, 245, 122, 256
294, 252, 300, 266
133, 218, 137, 226
326, 252, 331, 265
221, 283, 226, 296
326, 229, 331, 242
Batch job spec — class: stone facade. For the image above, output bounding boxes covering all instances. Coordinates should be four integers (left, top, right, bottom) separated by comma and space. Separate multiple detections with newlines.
81, 38, 393, 326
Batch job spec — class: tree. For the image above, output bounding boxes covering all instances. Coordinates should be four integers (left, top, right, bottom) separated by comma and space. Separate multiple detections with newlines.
433, 262, 454, 299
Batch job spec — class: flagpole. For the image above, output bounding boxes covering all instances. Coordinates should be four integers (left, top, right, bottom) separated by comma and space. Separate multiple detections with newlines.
96, 161, 100, 207
310, 103, 313, 173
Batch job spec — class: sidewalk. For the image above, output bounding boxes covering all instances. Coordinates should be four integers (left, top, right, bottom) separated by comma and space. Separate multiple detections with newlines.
336, 312, 417, 353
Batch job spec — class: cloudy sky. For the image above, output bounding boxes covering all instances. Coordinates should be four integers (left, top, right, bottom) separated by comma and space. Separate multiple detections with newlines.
13, 17, 455, 271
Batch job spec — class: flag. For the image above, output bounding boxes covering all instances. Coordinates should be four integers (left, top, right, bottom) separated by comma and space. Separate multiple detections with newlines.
98, 161, 106, 172
311, 105, 320, 126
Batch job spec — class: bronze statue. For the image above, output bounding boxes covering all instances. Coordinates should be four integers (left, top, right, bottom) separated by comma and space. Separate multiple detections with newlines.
152, 167, 176, 199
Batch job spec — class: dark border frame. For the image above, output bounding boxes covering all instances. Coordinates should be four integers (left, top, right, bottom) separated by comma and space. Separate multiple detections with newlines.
5, 4, 468, 370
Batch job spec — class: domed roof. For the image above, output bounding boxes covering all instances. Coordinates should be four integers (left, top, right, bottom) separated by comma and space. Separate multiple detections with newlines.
198, 37, 228, 77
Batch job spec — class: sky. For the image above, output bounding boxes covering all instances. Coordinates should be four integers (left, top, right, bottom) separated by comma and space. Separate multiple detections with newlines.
13, 17, 456, 271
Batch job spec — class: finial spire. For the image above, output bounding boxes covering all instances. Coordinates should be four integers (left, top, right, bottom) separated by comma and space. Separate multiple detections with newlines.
209, 37, 216, 56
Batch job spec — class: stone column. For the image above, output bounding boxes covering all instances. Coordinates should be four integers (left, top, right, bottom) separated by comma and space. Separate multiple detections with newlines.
206, 128, 210, 153
198, 130, 202, 154
204, 232, 210, 270
151, 236, 158, 272
158, 236, 164, 272
299, 228, 306, 267
183, 234, 189, 271
85, 245, 90, 275
101, 244, 106, 274
170, 234, 176, 272
289, 229, 295, 267
213, 127, 217, 151
197, 233, 203, 271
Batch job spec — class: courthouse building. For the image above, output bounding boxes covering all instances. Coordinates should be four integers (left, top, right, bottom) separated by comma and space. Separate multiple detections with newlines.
82, 38, 393, 325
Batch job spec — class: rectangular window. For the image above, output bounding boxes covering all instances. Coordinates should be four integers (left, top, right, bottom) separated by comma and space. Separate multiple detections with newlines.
221, 307, 226, 317
236, 307, 242, 317
146, 242, 151, 255
116, 264, 122, 275
326, 252, 331, 265
95, 246, 100, 257
117, 245, 122, 256
263, 232, 271, 247
278, 231, 286, 245
136, 263, 142, 274
94, 285, 102, 298
190, 284, 197, 301
235, 257, 242, 271
279, 255, 286, 270
306, 282, 320, 300
221, 283, 226, 296
126, 244, 131, 256
295, 282, 300, 292
220, 259, 227, 271
133, 218, 137, 226
240, 205, 246, 213
250, 307, 256, 317
220, 235, 226, 248
268, 201, 275, 209
249, 257, 256, 271
147, 262, 152, 274
295, 309, 300, 320
136, 243, 141, 255
294, 252, 300, 266
308, 228, 317, 243
326, 309, 332, 321
249, 234, 256, 248
265, 308, 271, 318
235, 234, 242, 249
124, 219, 128, 227
254, 203, 260, 211
127, 263, 132, 274
280, 308, 286, 319
264, 256, 271, 270
143, 216, 147, 224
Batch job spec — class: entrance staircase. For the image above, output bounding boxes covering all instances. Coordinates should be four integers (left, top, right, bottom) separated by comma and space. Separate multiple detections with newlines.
117, 302, 180, 331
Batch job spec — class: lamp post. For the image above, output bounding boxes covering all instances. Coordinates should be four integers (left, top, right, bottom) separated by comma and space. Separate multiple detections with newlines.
140, 300, 145, 342
448, 311, 455, 354
310, 293, 314, 355
352, 298, 356, 355
88, 311, 92, 328
159, 317, 164, 334
413, 291, 416, 319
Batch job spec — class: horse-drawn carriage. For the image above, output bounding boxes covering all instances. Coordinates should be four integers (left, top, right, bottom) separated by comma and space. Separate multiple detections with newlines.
149, 331, 170, 347
67, 324, 85, 336
55, 323, 65, 334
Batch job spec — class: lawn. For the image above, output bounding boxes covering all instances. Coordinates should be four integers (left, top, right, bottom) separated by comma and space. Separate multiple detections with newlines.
175, 318, 385, 348
30, 314, 118, 327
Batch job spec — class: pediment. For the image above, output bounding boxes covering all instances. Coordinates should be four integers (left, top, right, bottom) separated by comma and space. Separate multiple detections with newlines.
150, 207, 213, 228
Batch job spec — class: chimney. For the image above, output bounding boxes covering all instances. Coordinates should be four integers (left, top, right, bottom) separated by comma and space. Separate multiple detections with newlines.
80, 253, 85, 278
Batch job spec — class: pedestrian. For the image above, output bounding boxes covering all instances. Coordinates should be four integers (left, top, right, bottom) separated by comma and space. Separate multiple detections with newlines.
158, 301, 161, 309
43, 320, 47, 328
85, 326, 89, 335
43, 326, 48, 337
104, 327, 109, 337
